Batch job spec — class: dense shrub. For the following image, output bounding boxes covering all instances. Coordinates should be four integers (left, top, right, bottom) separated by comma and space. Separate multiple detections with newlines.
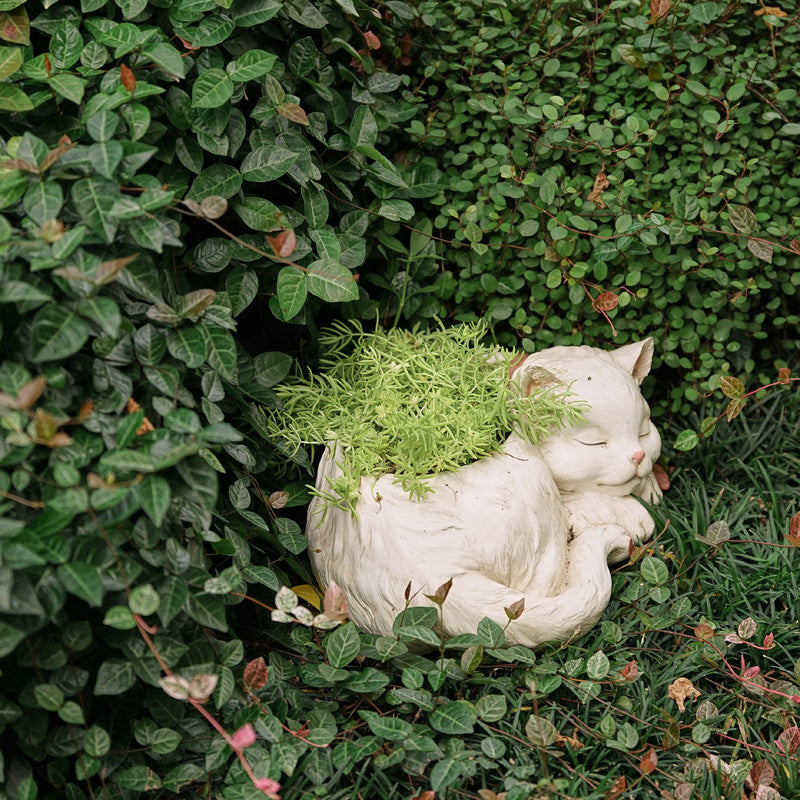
381, 0, 800, 415
0, 0, 420, 796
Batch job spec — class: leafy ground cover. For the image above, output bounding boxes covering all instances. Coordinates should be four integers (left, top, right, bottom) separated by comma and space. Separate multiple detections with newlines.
244, 393, 800, 800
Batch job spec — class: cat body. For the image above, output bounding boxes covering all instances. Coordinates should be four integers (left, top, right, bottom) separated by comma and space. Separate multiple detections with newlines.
307, 340, 661, 648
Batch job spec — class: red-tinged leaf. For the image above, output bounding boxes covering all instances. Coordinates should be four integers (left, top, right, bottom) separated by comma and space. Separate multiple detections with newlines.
230, 723, 256, 751
95, 254, 138, 285
0, 8, 30, 45
504, 597, 525, 621
725, 633, 744, 644
737, 617, 757, 640
120, 63, 136, 92
790, 239, 800, 254
268, 229, 297, 258
694, 623, 715, 641
364, 30, 381, 49
776, 726, 800, 755
593, 291, 618, 312
719, 375, 745, 399
725, 397, 746, 422
742, 664, 760, 679
653, 463, 671, 491
747, 237, 773, 263
639, 749, 658, 775
268, 491, 288, 509
411, 792, 435, 800
778, 367, 792, 383
44, 54, 51, 75
276, 102, 308, 125
618, 660, 639, 681
650, 0, 670, 19
785, 533, 800, 548
322, 581, 349, 622
425, 577, 452, 607
790, 511, 800, 537
604, 775, 626, 800
762, 632, 774, 649
243, 657, 268, 690
749, 760, 775, 788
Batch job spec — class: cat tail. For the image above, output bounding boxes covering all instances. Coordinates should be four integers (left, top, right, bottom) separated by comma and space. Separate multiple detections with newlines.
435, 526, 625, 648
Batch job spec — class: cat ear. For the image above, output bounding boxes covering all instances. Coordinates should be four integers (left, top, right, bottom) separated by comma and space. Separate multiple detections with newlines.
610, 338, 654, 385
512, 357, 562, 397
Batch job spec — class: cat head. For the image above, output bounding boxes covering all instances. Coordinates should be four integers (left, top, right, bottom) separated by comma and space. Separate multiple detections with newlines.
513, 340, 660, 495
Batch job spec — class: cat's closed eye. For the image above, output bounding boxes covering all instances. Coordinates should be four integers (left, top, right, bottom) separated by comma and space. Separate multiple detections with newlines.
577, 440, 607, 447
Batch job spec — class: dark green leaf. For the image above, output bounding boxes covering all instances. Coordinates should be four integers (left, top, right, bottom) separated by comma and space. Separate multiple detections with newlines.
57, 563, 104, 607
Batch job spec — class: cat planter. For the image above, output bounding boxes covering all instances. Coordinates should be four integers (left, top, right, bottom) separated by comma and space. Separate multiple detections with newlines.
307, 339, 662, 648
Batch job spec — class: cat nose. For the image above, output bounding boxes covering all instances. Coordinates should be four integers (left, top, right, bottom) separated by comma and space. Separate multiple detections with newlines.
630, 449, 646, 465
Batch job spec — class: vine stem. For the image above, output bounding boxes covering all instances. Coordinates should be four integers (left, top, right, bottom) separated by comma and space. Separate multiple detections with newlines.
133, 615, 279, 797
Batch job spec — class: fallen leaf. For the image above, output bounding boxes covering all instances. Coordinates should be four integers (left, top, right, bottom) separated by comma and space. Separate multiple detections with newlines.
604, 775, 626, 800
650, 0, 670, 19
588, 165, 609, 207
653, 463, 671, 491
668, 677, 701, 713
639, 749, 658, 774
555, 728, 584, 749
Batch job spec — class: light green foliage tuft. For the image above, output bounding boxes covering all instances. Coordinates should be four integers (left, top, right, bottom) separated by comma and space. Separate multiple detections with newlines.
267, 321, 582, 510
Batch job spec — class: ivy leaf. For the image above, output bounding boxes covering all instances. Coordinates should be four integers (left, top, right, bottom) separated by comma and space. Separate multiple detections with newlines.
30, 306, 90, 362
324, 622, 361, 668
192, 69, 234, 108
306, 260, 359, 303
57, 563, 104, 607
0, 45, 23, 80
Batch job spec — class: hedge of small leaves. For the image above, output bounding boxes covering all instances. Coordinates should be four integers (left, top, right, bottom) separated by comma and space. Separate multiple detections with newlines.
381, 0, 800, 417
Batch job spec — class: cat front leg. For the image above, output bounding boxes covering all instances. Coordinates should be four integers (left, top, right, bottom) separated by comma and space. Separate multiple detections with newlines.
563, 492, 655, 563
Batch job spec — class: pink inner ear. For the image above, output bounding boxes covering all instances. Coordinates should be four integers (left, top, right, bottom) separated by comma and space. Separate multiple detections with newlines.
508, 353, 527, 378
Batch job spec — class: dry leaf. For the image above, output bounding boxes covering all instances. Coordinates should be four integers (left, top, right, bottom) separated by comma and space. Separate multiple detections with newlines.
604, 775, 626, 800
639, 749, 658, 774
268, 229, 297, 258
588, 165, 609, 207
668, 677, 701, 713
555, 728, 584, 749
754, 5, 787, 20
650, 0, 670, 19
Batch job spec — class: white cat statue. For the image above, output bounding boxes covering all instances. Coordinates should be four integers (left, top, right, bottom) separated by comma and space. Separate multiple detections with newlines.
306, 339, 662, 648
